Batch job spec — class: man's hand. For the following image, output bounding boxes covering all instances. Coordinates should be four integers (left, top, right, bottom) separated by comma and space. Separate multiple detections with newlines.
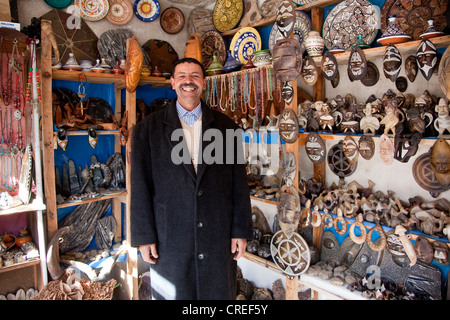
139, 244, 159, 264
231, 238, 247, 261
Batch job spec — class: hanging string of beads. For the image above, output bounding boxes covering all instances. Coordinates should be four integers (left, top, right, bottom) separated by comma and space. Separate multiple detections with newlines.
205, 65, 274, 123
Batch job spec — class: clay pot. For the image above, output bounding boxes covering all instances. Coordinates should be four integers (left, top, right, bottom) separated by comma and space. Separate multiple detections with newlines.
305, 31, 324, 57
184, 33, 202, 63
16, 229, 32, 248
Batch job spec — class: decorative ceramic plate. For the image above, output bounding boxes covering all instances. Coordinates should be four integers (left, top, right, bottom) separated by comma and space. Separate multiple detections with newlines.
380, 0, 448, 40
106, 0, 133, 25
160, 6, 185, 34
322, 0, 379, 51
73, 0, 109, 21
229, 27, 261, 64
201, 30, 227, 69
212, 0, 244, 32
44, 0, 73, 9
269, 9, 312, 52
292, 0, 314, 5
134, 0, 160, 22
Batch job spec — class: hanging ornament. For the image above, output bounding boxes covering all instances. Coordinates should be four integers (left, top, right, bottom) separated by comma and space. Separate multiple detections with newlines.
88, 127, 98, 149
57, 128, 68, 151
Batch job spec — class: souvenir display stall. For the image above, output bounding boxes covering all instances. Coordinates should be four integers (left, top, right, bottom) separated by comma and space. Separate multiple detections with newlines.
1, 0, 449, 300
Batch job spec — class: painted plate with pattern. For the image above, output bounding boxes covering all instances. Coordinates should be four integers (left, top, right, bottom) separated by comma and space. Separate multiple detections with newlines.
322, 0, 379, 51
160, 6, 185, 34
134, 0, 160, 22
201, 30, 227, 69
269, 9, 312, 52
212, 0, 244, 32
229, 27, 261, 64
380, 0, 448, 40
74, 0, 109, 21
106, 0, 133, 25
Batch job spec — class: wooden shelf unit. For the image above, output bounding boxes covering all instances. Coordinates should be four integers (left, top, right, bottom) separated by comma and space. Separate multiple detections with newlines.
236, 0, 450, 301
40, 24, 172, 299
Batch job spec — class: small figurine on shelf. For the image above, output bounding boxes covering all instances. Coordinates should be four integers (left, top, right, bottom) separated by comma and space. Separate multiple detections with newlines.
111, 60, 124, 74
152, 65, 162, 77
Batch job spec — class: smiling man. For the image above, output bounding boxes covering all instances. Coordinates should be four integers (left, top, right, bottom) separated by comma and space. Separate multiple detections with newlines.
130, 58, 252, 300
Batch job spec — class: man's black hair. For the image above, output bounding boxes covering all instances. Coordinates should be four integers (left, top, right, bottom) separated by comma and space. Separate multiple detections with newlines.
171, 57, 207, 78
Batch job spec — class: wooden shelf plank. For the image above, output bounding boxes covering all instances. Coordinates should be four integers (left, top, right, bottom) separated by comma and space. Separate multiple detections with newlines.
52, 70, 171, 87
313, 35, 450, 66
57, 190, 127, 209
0, 200, 46, 217
0, 259, 40, 274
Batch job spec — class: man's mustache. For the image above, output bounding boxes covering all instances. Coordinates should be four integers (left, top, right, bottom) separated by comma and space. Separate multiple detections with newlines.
180, 83, 198, 90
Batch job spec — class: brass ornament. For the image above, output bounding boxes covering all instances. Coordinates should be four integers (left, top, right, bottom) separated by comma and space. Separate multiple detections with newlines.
212, 0, 244, 32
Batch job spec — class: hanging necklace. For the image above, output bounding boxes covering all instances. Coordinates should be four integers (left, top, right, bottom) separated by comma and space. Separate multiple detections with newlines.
205, 78, 210, 106
219, 75, 227, 112
247, 71, 256, 111
267, 67, 273, 101
240, 72, 247, 115
0, 36, 12, 106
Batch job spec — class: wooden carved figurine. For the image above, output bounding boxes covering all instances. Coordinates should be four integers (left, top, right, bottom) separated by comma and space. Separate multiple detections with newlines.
434, 98, 450, 136
360, 102, 380, 134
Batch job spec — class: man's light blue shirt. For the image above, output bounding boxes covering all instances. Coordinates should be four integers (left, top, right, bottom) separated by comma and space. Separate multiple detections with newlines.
176, 101, 202, 126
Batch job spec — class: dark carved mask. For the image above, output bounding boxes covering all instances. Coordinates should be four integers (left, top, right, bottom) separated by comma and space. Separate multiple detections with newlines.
347, 46, 367, 81
281, 81, 294, 104
416, 39, 437, 81
305, 132, 326, 164
321, 51, 338, 81
276, 0, 295, 38
301, 55, 318, 86
279, 108, 299, 143
405, 55, 418, 82
383, 44, 402, 82
272, 37, 302, 82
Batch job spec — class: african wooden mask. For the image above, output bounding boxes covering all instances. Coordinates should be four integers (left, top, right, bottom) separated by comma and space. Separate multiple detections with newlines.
272, 37, 302, 82
395, 76, 408, 92
383, 44, 402, 82
361, 61, 379, 87
417, 39, 437, 81
321, 51, 338, 81
278, 108, 299, 143
281, 82, 294, 104
276, 0, 295, 38
305, 132, 326, 164
301, 55, 318, 86
358, 135, 375, 160
429, 138, 450, 187
347, 46, 367, 81
343, 135, 359, 164
405, 55, 418, 82
438, 45, 450, 99
277, 185, 300, 238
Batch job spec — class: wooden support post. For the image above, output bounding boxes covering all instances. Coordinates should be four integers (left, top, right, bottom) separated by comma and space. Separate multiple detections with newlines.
40, 19, 59, 241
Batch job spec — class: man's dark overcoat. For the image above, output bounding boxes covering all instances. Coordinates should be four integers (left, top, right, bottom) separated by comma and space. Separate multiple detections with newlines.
130, 99, 252, 300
